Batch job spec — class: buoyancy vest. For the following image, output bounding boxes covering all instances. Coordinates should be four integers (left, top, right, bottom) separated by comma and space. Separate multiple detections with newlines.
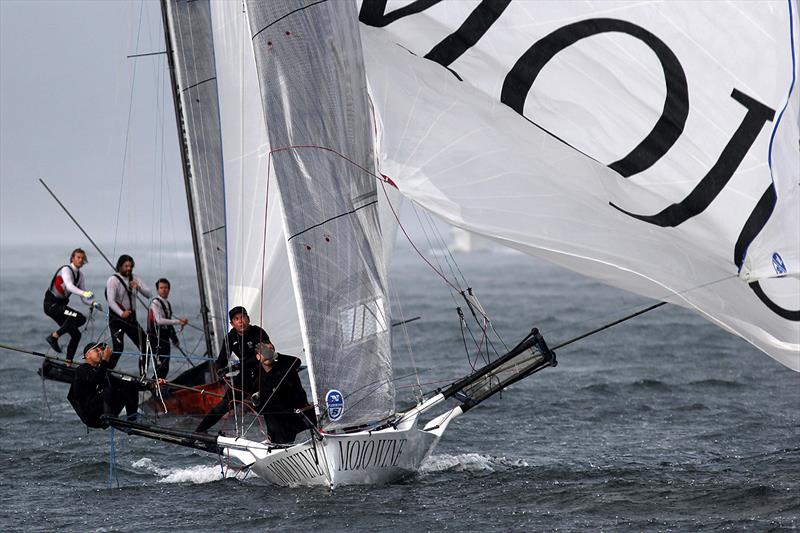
147, 297, 175, 340
47, 264, 81, 301
106, 273, 134, 319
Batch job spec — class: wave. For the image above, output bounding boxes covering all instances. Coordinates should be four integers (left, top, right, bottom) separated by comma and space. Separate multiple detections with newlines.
671, 402, 708, 411
686, 378, 743, 389
581, 379, 674, 394
420, 453, 528, 474
0, 400, 40, 418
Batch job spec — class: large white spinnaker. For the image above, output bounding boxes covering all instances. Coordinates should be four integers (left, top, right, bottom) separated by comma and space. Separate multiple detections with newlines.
740, 61, 800, 283
359, 1, 800, 371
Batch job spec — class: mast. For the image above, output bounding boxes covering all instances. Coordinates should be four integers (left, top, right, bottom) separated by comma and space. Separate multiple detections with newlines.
160, 0, 228, 358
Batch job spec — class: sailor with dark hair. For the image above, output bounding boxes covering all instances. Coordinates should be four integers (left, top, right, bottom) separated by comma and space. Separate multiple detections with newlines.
146, 278, 188, 379
43, 248, 101, 362
105, 254, 151, 372
195, 306, 272, 433
67, 342, 142, 429
251, 344, 316, 444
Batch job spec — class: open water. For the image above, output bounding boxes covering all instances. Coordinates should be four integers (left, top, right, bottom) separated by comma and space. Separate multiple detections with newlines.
0, 244, 797, 532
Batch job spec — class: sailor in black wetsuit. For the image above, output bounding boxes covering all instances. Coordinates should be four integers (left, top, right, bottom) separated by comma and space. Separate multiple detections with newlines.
195, 306, 271, 433
105, 254, 152, 371
43, 248, 101, 362
146, 278, 188, 379
251, 345, 316, 444
67, 342, 142, 428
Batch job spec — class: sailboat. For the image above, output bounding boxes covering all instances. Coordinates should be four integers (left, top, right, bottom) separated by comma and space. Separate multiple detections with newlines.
108, 0, 799, 487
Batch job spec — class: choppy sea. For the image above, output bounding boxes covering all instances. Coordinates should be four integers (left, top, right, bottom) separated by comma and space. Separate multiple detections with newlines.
0, 244, 797, 532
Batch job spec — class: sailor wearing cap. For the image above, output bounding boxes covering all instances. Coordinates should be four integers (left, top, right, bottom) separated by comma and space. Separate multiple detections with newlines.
66, 342, 142, 429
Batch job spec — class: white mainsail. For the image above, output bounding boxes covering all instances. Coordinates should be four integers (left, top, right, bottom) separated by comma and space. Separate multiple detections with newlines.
208, 0, 304, 359
359, 0, 800, 371
243, 0, 394, 428
161, 0, 229, 355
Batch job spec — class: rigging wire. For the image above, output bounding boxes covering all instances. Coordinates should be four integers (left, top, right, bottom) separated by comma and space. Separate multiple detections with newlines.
387, 276, 424, 403
113, 0, 146, 259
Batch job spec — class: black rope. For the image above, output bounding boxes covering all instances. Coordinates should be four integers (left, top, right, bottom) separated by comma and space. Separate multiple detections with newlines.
552, 301, 667, 351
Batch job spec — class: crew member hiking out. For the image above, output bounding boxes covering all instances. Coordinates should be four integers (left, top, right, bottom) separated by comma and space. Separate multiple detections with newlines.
105, 254, 151, 372
67, 342, 146, 428
146, 278, 188, 379
43, 248, 101, 362
195, 306, 271, 433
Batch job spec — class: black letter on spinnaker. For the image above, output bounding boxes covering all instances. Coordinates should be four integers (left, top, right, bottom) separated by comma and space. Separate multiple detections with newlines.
734, 183, 800, 321
611, 89, 775, 226
360, 0, 510, 81
501, 18, 689, 178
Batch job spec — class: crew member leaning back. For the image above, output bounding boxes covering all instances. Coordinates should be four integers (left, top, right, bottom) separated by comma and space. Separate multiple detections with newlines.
43, 248, 101, 362
105, 254, 151, 371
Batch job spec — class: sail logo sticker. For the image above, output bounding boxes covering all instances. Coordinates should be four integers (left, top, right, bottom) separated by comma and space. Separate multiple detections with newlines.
772, 253, 787, 275
326, 390, 344, 421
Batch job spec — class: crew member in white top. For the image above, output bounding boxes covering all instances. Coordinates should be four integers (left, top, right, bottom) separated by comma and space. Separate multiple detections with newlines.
105, 254, 151, 372
147, 278, 188, 379
43, 248, 101, 362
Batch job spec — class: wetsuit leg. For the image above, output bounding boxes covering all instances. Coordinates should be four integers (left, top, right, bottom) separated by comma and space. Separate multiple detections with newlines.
109, 318, 147, 369
109, 318, 127, 368
265, 413, 301, 444
142, 335, 170, 378
63, 315, 85, 361
119, 379, 140, 416
43, 296, 86, 361
103, 377, 140, 417
196, 391, 233, 433
155, 342, 171, 380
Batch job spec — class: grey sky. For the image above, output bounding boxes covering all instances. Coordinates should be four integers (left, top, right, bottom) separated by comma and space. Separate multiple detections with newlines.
1, 0, 191, 250
0, 0, 448, 256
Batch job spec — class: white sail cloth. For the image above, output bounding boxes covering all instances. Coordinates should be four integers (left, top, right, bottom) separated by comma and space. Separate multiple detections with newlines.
208, 0, 398, 426
359, 1, 800, 370
162, 0, 229, 355
209, 0, 303, 358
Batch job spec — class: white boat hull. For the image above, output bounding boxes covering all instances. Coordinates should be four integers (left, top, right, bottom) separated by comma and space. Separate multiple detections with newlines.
219, 407, 460, 487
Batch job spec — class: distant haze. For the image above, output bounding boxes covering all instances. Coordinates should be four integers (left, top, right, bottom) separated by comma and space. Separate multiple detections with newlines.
1, 1, 191, 249
0, 0, 448, 257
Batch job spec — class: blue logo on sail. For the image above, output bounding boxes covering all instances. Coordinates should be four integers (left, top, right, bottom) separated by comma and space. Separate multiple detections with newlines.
772, 252, 787, 275
326, 389, 344, 421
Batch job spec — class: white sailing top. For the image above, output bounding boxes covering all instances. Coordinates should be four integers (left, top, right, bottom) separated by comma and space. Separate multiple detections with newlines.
149, 296, 181, 326
105, 274, 152, 317
50, 264, 94, 306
